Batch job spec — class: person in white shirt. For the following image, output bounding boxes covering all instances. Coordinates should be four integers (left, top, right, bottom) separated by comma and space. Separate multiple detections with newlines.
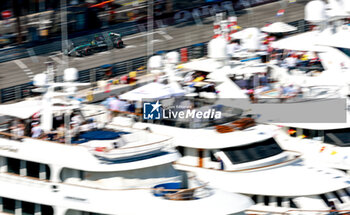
109, 96, 122, 111
119, 100, 129, 112
31, 123, 42, 138
227, 40, 241, 58
283, 55, 298, 71
71, 114, 83, 126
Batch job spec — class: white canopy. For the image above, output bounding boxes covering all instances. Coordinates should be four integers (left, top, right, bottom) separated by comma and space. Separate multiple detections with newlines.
271, 31, 328, 52
0, 100, 42, 119
180, 58, 225, 73
119, 82, 185, 101
260, 22, 297, 33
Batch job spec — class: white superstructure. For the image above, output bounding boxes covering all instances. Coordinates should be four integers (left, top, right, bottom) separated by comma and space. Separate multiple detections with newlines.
0, 69, 252, 215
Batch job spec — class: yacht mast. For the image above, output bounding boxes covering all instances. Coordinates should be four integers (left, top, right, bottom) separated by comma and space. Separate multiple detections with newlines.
147, 0, 154, 73
61, 0, 69, 72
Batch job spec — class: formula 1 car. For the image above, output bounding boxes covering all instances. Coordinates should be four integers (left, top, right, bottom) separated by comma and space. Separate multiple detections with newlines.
65, 32, 124, 57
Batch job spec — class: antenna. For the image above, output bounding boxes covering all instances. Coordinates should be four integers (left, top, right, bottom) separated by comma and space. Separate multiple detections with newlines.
147, 0, 154, 73
60, 0, 69, 75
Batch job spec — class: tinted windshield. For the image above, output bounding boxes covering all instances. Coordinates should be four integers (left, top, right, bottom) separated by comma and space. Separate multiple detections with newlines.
324, 128, 350, 146
337, 47, 350, 58
222, 138, 283, 164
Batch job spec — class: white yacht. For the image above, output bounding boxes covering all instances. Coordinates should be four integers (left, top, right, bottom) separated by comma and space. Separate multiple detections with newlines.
105, 58, 350, 213
264, 0, 350, 94
0, 68, 253, 215
102, 32, 350, 215
117, 104, 350, 214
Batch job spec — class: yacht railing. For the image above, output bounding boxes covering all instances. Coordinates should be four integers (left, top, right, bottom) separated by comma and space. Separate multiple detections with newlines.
176, 151, 301, 172
0, 130, 65, 145
0, 172, 49, 188
246, 209, 350, 215
0, 169, 212, 201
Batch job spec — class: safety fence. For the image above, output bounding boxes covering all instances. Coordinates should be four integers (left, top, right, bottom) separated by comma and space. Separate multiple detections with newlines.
0, 19, 310, 103
0, 42, 208, 103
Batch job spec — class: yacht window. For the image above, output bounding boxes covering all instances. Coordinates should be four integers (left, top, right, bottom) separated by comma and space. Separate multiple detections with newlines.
26, 161, 40, 178
277, 197, 283, 207
337, 47, 350, 58
209, 150, 218, 162
41, 204, 54, 215
333, 191, 344, 204
2, 197, 15, 214
176, 146, 185, 156
222, 138, 283, 164
252, 195, 258, 204
7, 158, 20, 175
343, 188, 350, 197
302, 129, 316, 139
288, 127, 297, 137
289, 198, 298, 208
264, 196, 269, 206
22, 201, 35, 215
324, 128, 350, 147
79, 170, 85, 180
320, 194, 331, 207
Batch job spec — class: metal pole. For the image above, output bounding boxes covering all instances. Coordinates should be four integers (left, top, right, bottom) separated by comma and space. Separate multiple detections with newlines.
64, 110, 71, 145
147, 0, 154, 73
60, 0, 69, 71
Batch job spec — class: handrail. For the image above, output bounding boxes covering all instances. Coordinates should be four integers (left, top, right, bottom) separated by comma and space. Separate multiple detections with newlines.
246, 208, 350, 215
1, 172, 49, 183
176, 150, 301, 173
2, 171, 209, 194
0, 130, 65, 145
112, 110, 142, 116
103, 137, 172, 151
283, 209, 350, 214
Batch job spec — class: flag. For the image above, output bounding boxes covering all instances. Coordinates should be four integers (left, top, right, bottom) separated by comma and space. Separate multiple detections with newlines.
276, 9, 285, 17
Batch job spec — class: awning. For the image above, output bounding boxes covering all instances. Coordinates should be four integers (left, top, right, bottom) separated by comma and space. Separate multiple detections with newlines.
0, 100, 42, 119
270, 31, 328, 52
261, 22, 297, 33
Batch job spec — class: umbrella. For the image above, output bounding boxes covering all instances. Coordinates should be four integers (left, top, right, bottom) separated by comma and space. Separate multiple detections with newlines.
260, 22, 297, 33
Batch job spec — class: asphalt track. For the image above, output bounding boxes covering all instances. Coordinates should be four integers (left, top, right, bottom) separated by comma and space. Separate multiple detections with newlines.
0, 0, 309, 89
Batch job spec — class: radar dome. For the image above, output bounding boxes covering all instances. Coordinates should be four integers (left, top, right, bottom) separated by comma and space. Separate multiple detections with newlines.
208, 37, 228, 60
64, 68, 78, 82
165, 51, 180, 64
148, 55, 163, 69
305, 0, 327, 23
33, 73, 48, 87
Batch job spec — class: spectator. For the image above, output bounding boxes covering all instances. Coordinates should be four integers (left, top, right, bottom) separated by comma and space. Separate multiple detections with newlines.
127, 101, 136, 113
31, 122, 42, 138
101, 94, 116, 108
71, 113, 83, 126
57, 124, 65, 143
284, 54, 298, 72
109, 96, 122, 111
